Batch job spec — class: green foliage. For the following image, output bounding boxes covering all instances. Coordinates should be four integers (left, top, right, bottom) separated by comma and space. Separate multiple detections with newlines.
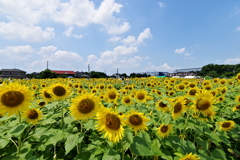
199, 63, 240, 78
90, 71, 107, 78
39, 69, 57, 79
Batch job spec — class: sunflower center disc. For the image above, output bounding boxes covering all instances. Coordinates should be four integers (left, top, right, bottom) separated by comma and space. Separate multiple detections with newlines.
39, 101, 46, 106
174, 102, 182, 113
236, 105, 240, 109
129, 114, 143, 126
137, 93, 145, 100
28, 109, 39, 119
44, 91, 52, 98
196, 98, 210, 111
78, 98, 95, 114
1, 91, 24, 107
222, 122, 231, 128
53, 86, 66, 96
105, 113, 120, 130
179, 85, 185, 90
159, 101, 167, 108
108, 92, 116, 99
189, 84, 195, 88
189, 89, 197, 96
124, 98, 130, 103
160, 125, 168, 133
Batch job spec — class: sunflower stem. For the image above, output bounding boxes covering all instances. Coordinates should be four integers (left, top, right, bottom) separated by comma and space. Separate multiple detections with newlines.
17, 111, 23, 155
182, 111, 190, 138
53, 144, 57, 160
121, 138, 124, 160
61, 101, 65, 129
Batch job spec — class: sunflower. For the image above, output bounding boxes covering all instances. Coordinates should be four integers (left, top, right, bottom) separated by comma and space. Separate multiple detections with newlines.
203, 84, 212, 90
95, 108, 124, 142
22, 108, 43, 125
187, 88, 198, 97
157, 124, 173, 138
233, 104, 240, 111
69, 93, 101, 120
0, 82, 33, 116
121, 95, 134, 106
193, 90, 216, 116
179, 153, 200, 160
236, 73, 240, 81
49, 83, 70, 100
125, 110, 150, 134
235, 95, 240, 103
135, 90, 148, 103
217, 120, 235, 131
39, 88, 53, 102
213, 78, 219, 84
175, 83, 186, 91
171, 97, 186, 119
105, 89, 119, 103
219, 79, 227, 85
188, 82, 197, 88
156, 100, 169, 112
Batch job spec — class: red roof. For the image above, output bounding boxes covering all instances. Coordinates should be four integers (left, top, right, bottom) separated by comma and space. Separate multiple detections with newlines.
51, 70, 75, 74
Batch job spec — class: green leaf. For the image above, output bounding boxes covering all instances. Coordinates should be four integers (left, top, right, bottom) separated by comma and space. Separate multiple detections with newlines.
211, 149, 227, 160
84, 119, 96, 130
102, 149, 121, 160
151, 139, 162, 156
65, 133, 84, 155
162, 114, 171, 125
161, 149, 173, 160
195, 137, 208, 151
0, 138, 9, 149
45, 129, 65, 146
130, 136, 153, 156
197, 149, 214, 160
9, 124, 27, 137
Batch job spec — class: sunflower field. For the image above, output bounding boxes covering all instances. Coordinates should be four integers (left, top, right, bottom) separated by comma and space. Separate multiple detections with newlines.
0, 75, 240, 160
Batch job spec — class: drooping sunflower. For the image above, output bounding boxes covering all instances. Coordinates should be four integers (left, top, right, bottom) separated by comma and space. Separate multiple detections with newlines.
179, 153, 200, 160
0, 82, 33, 116
69, 93, 101, 120
156, 100, 169, 112
49, 83, 70, 100
95, 108, 124, 142
232, 104, 240, 112
157, 123, 173, 138
217, 120, 235, 131
193, 90, 217, 116
22, 108, 43, 125
105, 89, 119, 103
171, 97, 186, 119
135, 90, 148, 103
125, 110, 150, 134
236, 73, 240, 81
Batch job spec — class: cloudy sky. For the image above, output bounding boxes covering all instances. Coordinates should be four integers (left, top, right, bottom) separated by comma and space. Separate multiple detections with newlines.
0, 0, 240, 75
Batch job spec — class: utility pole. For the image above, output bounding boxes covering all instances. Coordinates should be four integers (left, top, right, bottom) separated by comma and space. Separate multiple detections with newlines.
47, 61, 48, 69
88, 64, 90, 72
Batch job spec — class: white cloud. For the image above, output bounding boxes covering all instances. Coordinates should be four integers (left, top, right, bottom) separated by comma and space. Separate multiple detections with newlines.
122, 28, 152, 46
145, 62, 179, 72
63, 27, 84, 39
108, 36, 121, 42
224, 57, 240, 64
0, 22, 55, 41
119, 56, 143, 68
158, 2, 165, 8
236, 26, 240, 31
174, 47, 186, 53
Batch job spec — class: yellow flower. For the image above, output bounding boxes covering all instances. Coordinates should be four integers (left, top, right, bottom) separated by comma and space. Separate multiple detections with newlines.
125, 110, 150, 134
121, 95, 134, 106
235, 95, 240, 103
180, 153, 200, 160
217, 120, 235, 131
69, 93, 101, 120
187, 88, 198, 97
49, 83, 70, 100
171, 97, 186, 119
0, 82, 33, 116
40, 88, 53, 102
22, 108, 43, 125
95, 108, 124, 142
157, 124, 173, 138
105, 89, 119, 103
135, 90, 148, 103
193, 90, 216, 116
156, 100, 169, 112
232, 104, 240, 112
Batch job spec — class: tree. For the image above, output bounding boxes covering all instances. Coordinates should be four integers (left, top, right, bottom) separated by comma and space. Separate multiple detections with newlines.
39, 69, 57, 79
90, 71, 107, 78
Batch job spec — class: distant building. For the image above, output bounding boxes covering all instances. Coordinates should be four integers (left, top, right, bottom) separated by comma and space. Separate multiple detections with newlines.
137, 71, 169, 77
74, 71, 90, 78
51, 70, 75, 77
0, 68, 27, 79
169, 67, 202, 77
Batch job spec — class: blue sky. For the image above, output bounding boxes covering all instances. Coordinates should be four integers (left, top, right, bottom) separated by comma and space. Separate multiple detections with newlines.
0, 0, 240, 76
